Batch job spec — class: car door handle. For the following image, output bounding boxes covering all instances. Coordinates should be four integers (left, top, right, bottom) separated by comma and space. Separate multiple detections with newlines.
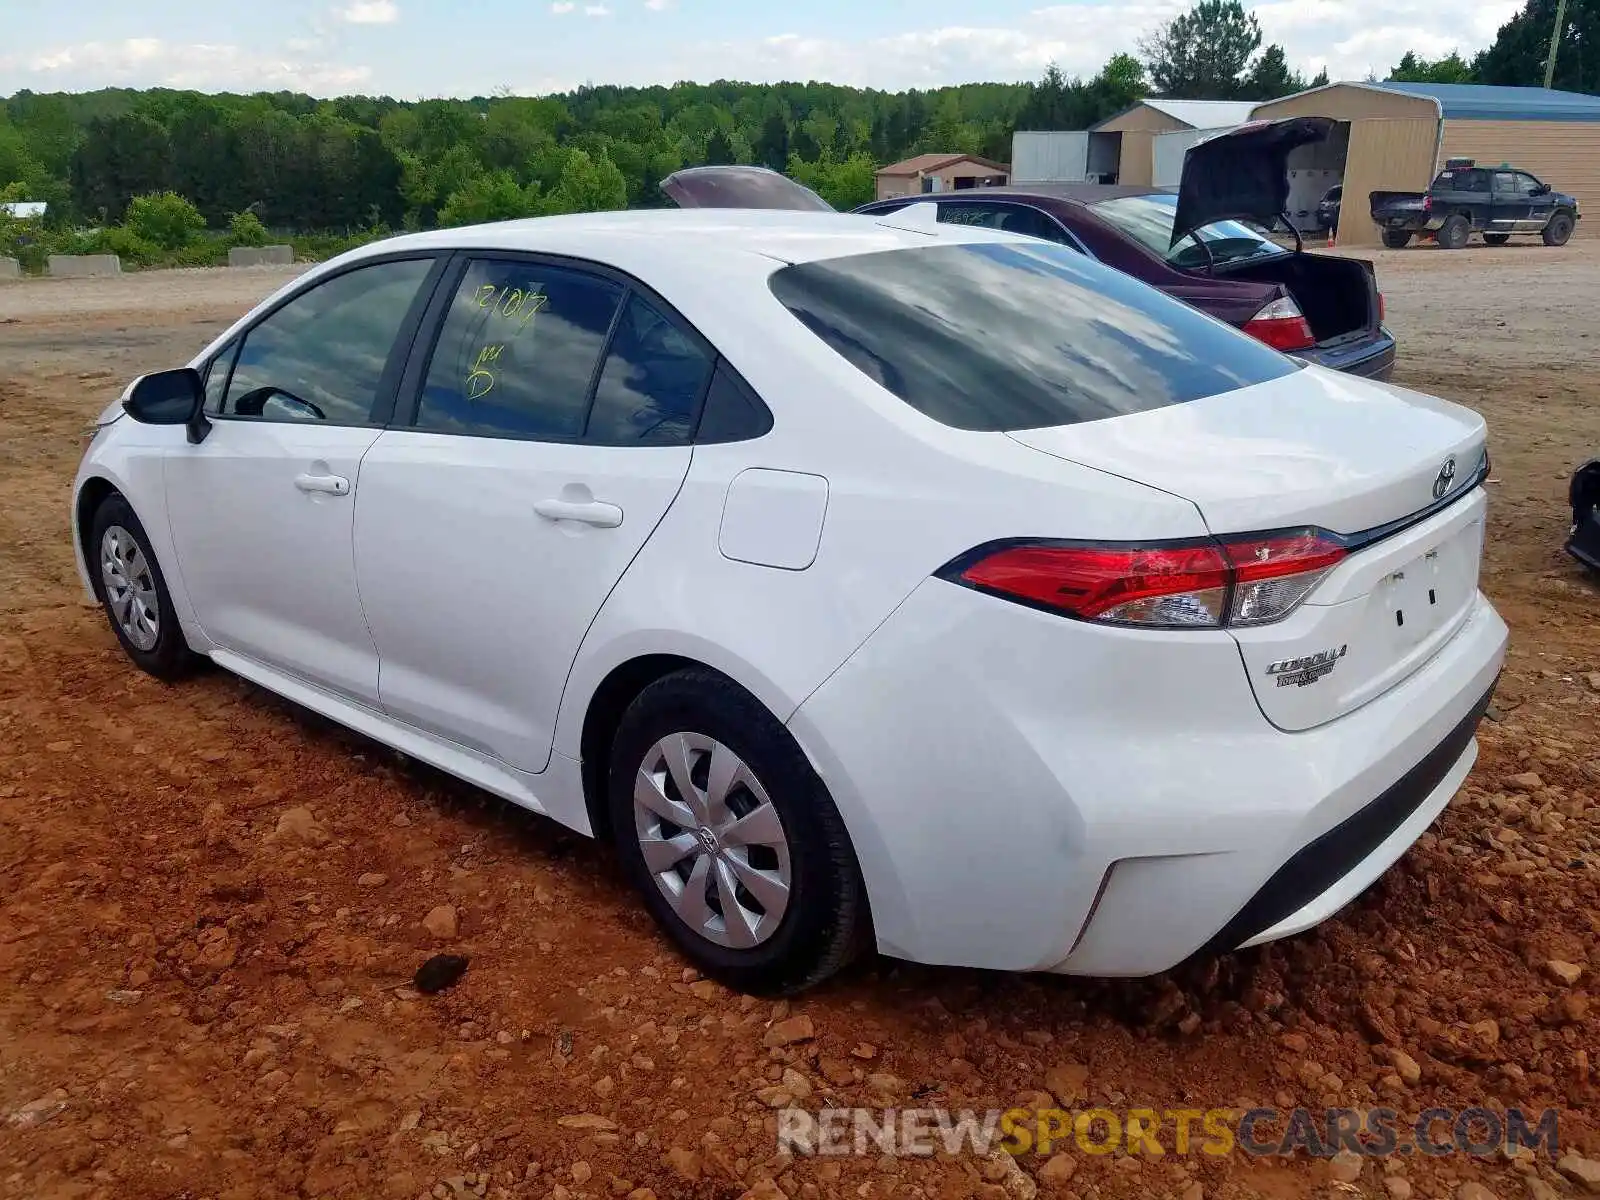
294, 472, 350, 496
533, 498, 623, 528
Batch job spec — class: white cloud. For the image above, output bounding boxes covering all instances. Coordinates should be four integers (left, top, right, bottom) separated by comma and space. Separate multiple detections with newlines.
584, 3, 612, 14
526, 0, 1517, 93
644, 0, 675, 9
339, 0, 399, 24
550, 1, 575, 11
7, 38, 371, 94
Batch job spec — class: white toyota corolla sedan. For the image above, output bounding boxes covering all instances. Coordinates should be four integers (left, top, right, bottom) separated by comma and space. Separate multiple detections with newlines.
72, 209, 1507, 994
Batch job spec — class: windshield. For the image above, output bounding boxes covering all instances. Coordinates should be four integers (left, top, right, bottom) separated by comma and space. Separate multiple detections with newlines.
1092, 193, 1288, 270
768, 241, 1294, 432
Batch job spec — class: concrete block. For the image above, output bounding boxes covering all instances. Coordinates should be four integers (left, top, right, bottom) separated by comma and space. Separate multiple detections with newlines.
0, 257, 20, 280
47, 254, 122, 278
228, 244, 295, 267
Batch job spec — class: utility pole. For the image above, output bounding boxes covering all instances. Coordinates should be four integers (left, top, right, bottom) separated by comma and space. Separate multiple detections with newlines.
1543, 0, 1569, 88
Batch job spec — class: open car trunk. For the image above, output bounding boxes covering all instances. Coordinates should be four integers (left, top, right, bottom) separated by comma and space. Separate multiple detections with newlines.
1176, 118, 1380, 346
1215, 252, 1379, 345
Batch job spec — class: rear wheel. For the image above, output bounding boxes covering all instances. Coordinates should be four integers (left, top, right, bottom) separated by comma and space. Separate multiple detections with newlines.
1381, 229, 1413, 249
1437, 214, 1470, 250
1543, 212, 1575, 246
1482, 233, 1511, 246
607, 669, 868, 995
89, 493, 196, 681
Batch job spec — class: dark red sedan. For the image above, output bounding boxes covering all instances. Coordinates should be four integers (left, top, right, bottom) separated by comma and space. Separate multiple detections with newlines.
662, 118, 1395, 380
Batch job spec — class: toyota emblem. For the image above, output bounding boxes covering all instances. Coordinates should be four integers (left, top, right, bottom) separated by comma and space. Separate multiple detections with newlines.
1432, 457, 1457, 500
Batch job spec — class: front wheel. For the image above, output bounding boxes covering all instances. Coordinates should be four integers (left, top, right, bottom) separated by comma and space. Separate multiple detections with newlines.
1543, 212, 1575, 246
89, 493, 196, 680
1437, 214, 1470, 250
1381, 229, 1413, 249
607, 669, 868, 995
1482, 233, 1511, 246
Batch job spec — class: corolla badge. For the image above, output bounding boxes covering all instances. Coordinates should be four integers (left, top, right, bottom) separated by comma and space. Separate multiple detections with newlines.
1432, 457, 1457, 501
1267, 645, 1348, 688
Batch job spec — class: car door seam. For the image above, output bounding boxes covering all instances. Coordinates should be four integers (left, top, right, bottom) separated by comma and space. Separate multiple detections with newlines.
547, 443, 700, 768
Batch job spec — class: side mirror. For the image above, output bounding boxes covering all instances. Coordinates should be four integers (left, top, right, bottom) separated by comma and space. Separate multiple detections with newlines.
124, 367, 211, 444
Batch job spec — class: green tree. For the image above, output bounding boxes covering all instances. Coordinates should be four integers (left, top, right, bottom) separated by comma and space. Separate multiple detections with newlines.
1242, 44, 1307, 99
1476, 0, 1599, 90
439, 170, 541, 226
1309, 68, 1331, 87
1389, 50, 1477, 83
543, 148, 628, 214
125, 191, 206, 249
228, 209, 268, 246
755, 112, 790, 171
704, 128, 736, 165
1140, 0, 1263, 97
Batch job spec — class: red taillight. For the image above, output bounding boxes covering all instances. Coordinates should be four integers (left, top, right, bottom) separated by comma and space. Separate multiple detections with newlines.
1422, 195, 1432, 212
1243, 296, 1316, 352
947, 530, 1348, 630
1378, 291, 1386, 322
957, 543, 1230, 627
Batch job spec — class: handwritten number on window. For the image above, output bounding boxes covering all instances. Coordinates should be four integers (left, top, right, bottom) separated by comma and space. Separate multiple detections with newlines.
462, 282, 549, 399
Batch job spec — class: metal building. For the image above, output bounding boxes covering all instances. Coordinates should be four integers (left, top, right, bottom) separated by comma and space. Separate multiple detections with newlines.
1251, 82, 1600, 246
1012, 99, 1255, 187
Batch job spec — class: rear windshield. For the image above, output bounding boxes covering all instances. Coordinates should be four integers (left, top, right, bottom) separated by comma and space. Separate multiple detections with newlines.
768, 241, 1295, 432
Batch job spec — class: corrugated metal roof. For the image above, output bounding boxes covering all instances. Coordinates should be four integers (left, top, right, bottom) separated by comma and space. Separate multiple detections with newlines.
1139, 98, 1259, 128
1376, 82, 1600, 122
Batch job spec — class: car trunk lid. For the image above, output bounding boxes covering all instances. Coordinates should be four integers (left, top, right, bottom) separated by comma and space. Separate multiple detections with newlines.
1008, 368, 1489, 730
1172, 116, 1337, 246
660, 165, 836, 211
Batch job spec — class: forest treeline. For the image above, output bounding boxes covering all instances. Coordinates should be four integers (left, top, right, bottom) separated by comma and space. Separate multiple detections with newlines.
0, 0, 1588, 248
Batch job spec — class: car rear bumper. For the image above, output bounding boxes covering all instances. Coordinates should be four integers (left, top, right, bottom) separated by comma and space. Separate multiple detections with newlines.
788, 579, 1507, 976
1296, 329, 1395, 380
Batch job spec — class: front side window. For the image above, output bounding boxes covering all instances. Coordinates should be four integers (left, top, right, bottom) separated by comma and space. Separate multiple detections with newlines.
1090, 193, 1286, 270
224, 258, 433, 425
203, 340, 237, 414
417, 258, 623, 440
769, 241, 1295, 432
585, 294, 714, 445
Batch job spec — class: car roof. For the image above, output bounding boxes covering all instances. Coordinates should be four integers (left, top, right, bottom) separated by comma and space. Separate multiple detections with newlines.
336, 208, 1025, 273
878, 184, 1174, 208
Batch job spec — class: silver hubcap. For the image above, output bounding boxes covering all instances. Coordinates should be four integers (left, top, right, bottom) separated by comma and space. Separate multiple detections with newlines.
632, 733, 792, 949
100, 525, 160, 652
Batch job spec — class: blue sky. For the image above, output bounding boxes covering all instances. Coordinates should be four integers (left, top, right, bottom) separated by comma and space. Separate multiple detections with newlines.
0, 0, 1516, 98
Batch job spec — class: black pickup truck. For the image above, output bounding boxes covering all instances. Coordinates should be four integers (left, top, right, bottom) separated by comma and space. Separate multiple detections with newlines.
1370, 158, 1580, 249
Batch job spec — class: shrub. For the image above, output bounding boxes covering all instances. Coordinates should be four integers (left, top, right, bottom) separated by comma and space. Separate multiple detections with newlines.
124, 191, 207, 251
228, 210, 269, 247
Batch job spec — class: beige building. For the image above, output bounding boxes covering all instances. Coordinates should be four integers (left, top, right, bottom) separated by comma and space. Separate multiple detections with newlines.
1251, 82, 1600, 246
873, 154, 1009, 202
1089, 99, 1258, 187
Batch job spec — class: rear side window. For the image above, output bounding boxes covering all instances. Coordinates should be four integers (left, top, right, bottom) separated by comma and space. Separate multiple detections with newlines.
937, 202, 1067, 245
417, 258, 624, 440
769, 242, 1295, 432
585, 294, 714, 445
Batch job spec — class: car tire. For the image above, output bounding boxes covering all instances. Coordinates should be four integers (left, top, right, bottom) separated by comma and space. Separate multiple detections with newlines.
89, 493, 196, 681
1381, 229, 1413, 249
607, 668, 869, 995
1543, 212, 1575, 246
1437, 214, 1470, 250
1482, 233, 1511, 246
